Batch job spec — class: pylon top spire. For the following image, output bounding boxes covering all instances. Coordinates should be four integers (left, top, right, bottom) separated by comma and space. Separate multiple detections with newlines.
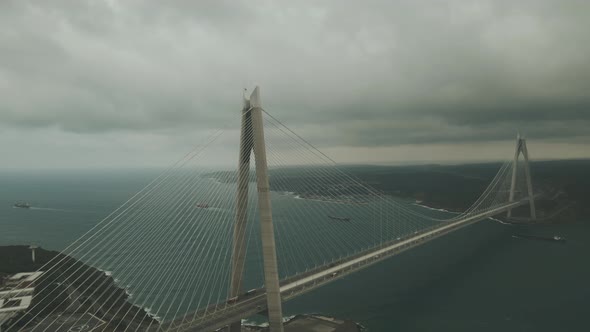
250, 86, 261, 108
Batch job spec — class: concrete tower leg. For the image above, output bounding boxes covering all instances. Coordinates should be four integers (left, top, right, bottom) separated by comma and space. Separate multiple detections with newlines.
228, 91, 254, 332
507, 135, 521, 218
249, 87, 284, 332
520, 140, 537, 220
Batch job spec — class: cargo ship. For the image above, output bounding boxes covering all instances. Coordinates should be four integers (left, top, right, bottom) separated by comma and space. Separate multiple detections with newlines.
13, 202, 31, 209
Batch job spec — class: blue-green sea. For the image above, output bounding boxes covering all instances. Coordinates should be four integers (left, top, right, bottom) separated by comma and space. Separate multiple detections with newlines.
1, 169, 588, 331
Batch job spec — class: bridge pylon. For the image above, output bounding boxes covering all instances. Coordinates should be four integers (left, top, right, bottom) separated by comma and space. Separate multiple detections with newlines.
229, 87, 284, 332
507, 134, 536, 220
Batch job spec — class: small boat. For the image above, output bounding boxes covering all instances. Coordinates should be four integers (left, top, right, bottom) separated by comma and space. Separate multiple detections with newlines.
512, 234, 566, 243
196, 203, 209, 209
328, 215, 350, 222
13, 202, 31, 209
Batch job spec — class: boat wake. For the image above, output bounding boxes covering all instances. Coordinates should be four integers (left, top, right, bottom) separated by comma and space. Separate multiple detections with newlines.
28, 206, 99, 213
30, 207, 72, 212
512, 233, 566, 243
490, 217, 513, 226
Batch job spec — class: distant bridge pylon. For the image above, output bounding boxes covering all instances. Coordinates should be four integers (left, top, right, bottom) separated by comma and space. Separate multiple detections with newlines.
507, 134, 536, 220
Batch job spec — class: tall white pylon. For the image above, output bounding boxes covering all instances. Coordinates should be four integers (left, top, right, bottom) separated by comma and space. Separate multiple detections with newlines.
229, 87, 284, 332
507, 134, 536, 220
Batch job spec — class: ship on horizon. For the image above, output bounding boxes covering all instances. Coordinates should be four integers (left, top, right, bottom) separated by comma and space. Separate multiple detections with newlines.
13, 202, 31, 209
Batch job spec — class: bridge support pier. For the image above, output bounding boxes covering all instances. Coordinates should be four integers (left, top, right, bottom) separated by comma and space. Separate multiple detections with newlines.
507, 135, 536, 220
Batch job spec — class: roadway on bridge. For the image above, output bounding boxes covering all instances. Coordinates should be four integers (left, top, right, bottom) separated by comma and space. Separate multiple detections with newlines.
165, 198, 531, 332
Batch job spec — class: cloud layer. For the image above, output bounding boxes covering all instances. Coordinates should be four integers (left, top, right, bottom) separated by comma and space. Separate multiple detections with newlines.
1, 0, 589, 167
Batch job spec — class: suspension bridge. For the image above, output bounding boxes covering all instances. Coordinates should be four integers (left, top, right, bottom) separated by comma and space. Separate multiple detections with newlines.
5, 87, 540, 332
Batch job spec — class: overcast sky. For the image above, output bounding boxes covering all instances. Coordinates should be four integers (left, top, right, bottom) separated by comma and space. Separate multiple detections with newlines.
1, 0, 589, 169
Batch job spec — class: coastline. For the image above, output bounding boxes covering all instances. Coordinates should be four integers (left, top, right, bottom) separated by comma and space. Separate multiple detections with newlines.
0, 245, 157, 331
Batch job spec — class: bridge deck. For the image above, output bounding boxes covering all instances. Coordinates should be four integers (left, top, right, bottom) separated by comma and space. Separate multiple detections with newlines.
162, 199, 531, 332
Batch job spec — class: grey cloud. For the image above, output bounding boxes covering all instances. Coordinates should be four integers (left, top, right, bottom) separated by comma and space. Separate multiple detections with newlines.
0, 0, 589, 151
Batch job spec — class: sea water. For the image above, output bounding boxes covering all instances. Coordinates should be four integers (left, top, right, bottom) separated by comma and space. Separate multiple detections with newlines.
0, 169, 588, 331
